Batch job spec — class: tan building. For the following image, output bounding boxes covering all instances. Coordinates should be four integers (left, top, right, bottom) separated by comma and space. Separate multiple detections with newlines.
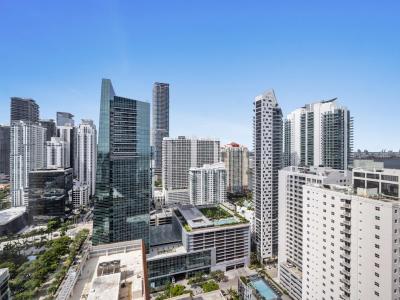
221, 142, 249, 194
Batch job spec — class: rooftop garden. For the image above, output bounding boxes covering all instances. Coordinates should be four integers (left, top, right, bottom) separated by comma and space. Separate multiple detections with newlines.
199, 206, 232, 220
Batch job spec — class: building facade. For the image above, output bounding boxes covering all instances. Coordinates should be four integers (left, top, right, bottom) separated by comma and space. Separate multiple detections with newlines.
151, 82, 169, 180
221, 142, 249, 194
56, 111, 74, 126
46, 137, 68, 168
189, 162, 227, 206
28, 168, 73, 222
162, 136, 220, 204
284, 99, 353, 170
0, 268, 11, 300
72, 180, 89, 209
10, 121, 46, 207
0, 126, 10, 176
10, 97, 39, 124
278, 166, 351, 300
253, 90, 283, 261
39, 119, 57, 141
93, 79, 151, 248
76, 119, 97, 196
302, 180, 400, 300
57, 125, 76, 171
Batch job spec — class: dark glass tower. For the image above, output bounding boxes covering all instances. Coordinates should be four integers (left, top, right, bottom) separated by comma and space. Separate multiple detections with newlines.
39, 119, 57, 141
0, 126, 10, 175
10, 97, 39, 124
152, 82, 169, 179
56, 112, 74, 126
93, 79, 151, 248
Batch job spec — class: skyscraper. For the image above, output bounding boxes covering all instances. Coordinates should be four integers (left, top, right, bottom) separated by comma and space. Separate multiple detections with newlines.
10, 97, 39, 124
162, 136, 220, 204
277, 166, 351, 300
57, 125, 76, 172
221, 142, 249, 194
10, 121, 46, 206
189, 162, 227, 206
39, 119, 57, 141
152, 82, 169, 179
0, 125, 10, 175
56, 112, 74, 126
46, 137, 68, 168
253, 89, 282, 261
76, 119, 97, 196
93, 79, 151, 248
284, 99, 353, 169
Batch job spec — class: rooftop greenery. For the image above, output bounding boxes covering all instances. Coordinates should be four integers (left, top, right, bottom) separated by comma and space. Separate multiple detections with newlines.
199, 206, 231, 220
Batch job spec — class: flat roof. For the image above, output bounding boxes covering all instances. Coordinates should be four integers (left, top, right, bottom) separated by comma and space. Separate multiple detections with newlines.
178, 206, 214, 229
0, 207, 26, 226
87, 273, 120, 300
148, 242, 187, 260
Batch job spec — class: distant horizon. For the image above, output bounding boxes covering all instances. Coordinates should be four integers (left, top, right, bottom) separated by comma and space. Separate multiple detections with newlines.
1, 1, 399, 151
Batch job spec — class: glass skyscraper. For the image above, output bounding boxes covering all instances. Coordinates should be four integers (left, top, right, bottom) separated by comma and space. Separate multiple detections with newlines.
93, 79, 151, 248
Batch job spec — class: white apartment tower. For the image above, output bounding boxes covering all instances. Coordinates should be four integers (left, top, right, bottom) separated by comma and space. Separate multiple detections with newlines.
221, 142, 249, 194
46, 137, 68, 168
76, 119, 97, 196
72, 180, 90, 209
284, 98, 353, 170
10, 121, 46, 206
253, 89, 283, 261
303, 169, 400, 300
189, 162, 227, 206
56, 125, 74, 168
278, 166, 351, 300
162, 136, 220, 204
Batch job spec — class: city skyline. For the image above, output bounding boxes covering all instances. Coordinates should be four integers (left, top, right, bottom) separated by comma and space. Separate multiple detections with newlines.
1, 1, 400, 151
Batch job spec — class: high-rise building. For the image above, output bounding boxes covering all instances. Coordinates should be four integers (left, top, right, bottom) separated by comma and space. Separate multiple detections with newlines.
39, 119, 57, 141
162, 136, 220, 204
302, 175, 400, 300
93, 79, 151, 248
57, 125, 76, 171
46, 137, 68, 168
56, 111, 74, 126
72, 180, 89, 209
221, 142, 249, 194
10, 97, 39, 124
152, 82, 169, 180
28, 168, 73, 223
76, 119, 97, 196
0, 126, 10, 176
0, 268, 11, 300
10, 121, 46, 207
189, 162, 227, 206
284, 99, 353, 169
277, 166, 351, 300
253, 89, 282, 261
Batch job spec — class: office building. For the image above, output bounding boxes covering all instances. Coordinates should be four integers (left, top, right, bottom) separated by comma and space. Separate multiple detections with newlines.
72, 180, 89, 209
46, 137, 68, 168
10, 97, 39, 124
56, 111, 74, 126
0, 126, 10, 176
0, 268, 11, 300
28, 168, 73, 222
10, 121, 46, 207
302, 181, 400, 300
57, 125, 76, 170
253, 89, 283, 261
278, 166, 351, 300
39, 119, 57, 141
147, 204, 250, 288
76, 119, 97, 196
162, 136, 220, 204
221, 142, 249, 194
152, 82, 169, 179
189, 162, 227, 206
93, 79, 151, 247
284, 98, 353, 169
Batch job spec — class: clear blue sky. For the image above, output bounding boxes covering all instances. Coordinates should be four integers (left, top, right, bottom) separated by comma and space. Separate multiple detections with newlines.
0, 0, 399, 151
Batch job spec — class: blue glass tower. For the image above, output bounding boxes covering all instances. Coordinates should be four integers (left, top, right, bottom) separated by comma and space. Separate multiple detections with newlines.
93, 79, 151, 248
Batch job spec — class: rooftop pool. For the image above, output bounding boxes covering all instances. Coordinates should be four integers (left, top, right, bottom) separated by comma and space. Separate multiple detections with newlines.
251, 278, 279, 300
